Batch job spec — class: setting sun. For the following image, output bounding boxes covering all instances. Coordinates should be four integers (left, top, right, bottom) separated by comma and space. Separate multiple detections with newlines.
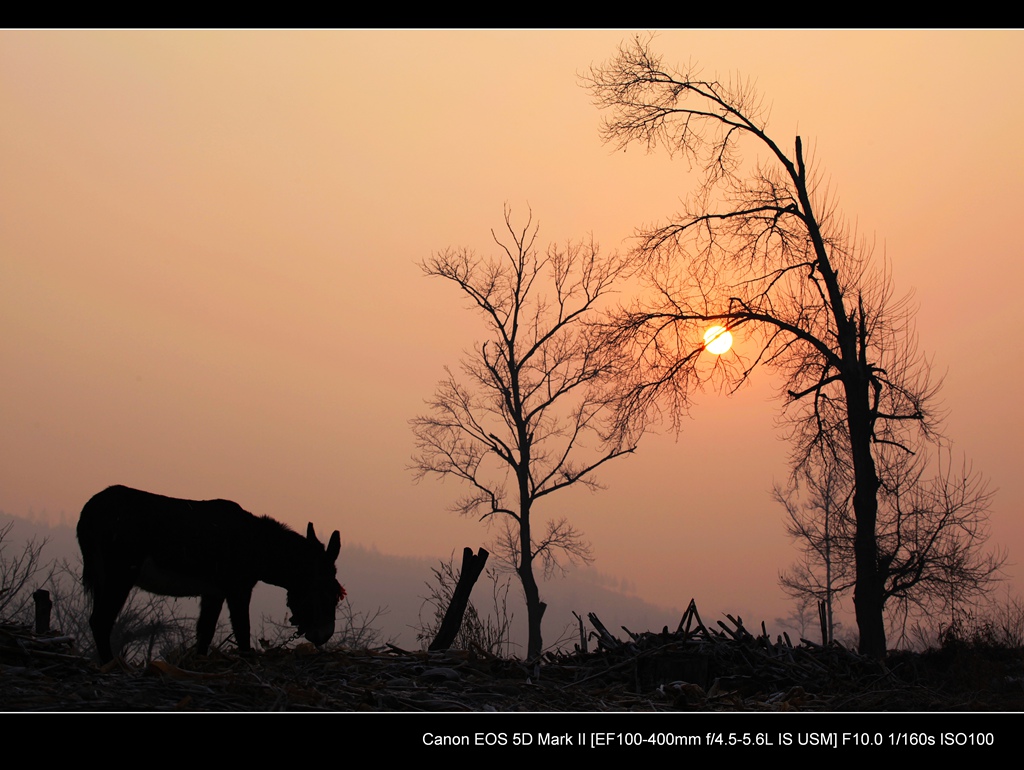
703, 325, 733, 355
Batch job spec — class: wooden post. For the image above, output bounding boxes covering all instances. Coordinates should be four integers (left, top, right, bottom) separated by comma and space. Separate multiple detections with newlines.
33, 589, 52, 635
573, 611, 588, 653
428, 547, 489, 652
818, 600, 828, 646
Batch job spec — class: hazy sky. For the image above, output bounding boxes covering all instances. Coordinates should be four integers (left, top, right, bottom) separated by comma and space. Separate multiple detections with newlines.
3, 30, 1022, 631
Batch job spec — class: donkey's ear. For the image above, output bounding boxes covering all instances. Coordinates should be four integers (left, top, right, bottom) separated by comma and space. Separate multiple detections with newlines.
307, 522, 322, 546
327, 531, 341, 563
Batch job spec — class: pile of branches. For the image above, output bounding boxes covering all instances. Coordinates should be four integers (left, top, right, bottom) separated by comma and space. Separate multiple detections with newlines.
544, 599, 1024, 710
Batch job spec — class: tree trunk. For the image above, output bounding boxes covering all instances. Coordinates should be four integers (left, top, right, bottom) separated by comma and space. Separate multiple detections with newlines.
853, 482, 886, 658
846, 369, 886, 659
517, 450, 547, 659
796, 141, 887, 659
519, 559, 546, 660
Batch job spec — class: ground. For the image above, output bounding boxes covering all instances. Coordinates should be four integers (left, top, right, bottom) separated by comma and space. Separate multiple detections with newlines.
2, 618, 1022, 711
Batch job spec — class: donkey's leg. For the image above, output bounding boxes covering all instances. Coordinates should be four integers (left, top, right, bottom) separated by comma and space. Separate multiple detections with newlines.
89, 578, 134, 664
225, 585, 254, 653
197, 593, 225, 655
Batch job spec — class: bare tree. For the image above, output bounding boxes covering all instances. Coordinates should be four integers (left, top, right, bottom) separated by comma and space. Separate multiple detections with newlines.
777, 449, 852, 645
780, 443, 1001, 647
873, 445, 1001, 643
0, 521, 49, 622
585, 35, 993, 658
411, 207, 639, 659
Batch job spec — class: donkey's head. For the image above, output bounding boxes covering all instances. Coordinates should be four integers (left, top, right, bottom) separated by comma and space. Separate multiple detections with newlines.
286, 523, 344, 647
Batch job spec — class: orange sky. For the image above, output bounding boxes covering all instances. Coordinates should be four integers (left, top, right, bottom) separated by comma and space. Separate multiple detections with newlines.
3, 30, 1022, 632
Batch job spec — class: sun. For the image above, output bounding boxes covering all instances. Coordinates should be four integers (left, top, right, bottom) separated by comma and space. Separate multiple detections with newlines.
703, 325, 733, 355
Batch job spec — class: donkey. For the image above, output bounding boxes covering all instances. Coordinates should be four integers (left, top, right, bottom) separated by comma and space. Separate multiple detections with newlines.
77, 485, 344, 663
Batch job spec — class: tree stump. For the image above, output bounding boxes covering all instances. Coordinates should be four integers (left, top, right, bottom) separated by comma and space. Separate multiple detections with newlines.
428, 547, 489, 651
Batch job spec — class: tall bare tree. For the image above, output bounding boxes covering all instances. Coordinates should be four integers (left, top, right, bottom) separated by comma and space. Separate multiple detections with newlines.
585, 35, 994, 658
411, 207, 639, 659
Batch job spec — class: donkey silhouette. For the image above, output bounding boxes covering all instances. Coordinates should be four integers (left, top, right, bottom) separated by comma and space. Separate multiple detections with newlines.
77, 485, 344, 662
